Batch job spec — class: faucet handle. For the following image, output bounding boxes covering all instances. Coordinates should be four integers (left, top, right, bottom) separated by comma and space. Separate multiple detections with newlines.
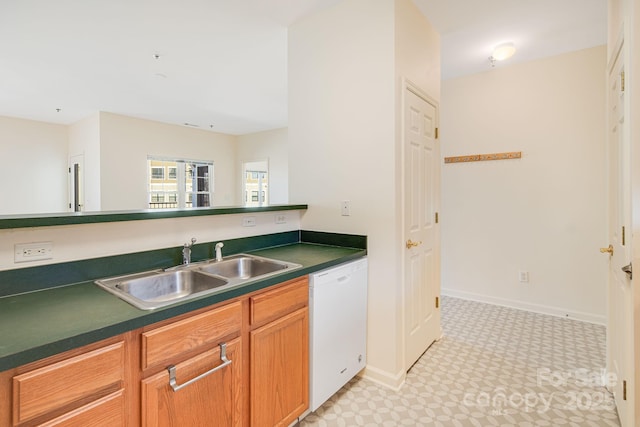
214, 241, 224, 262
184, 237, 197, 248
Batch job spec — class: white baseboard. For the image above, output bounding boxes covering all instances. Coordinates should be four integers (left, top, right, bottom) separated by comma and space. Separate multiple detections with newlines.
360, 364, 406, 391
298, 366, 406, 422
441, 288, 606, 325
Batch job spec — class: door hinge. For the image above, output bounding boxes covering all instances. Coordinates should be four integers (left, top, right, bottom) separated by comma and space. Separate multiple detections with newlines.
435, 296, 440, 308
622, 226, 626, 246
435, 212, 439, 224
621, 71, 625, 93
435, 127, 439, 139
623, 380, 627, 400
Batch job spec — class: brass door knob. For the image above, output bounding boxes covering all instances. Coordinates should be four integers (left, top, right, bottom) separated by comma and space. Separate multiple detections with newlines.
406, 239, 422, 249
600, 245, 614, 255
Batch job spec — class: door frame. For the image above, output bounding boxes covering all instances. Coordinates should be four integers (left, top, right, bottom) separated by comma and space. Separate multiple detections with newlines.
605, 30, 634, 426
625, 1, 640, 424
607, 7, 640, 424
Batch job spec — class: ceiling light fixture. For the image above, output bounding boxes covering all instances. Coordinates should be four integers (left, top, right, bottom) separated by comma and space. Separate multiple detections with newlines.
489, 42, 516, 67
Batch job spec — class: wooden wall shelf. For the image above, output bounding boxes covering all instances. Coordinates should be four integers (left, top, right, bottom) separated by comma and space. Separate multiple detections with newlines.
444, 151, 522, 164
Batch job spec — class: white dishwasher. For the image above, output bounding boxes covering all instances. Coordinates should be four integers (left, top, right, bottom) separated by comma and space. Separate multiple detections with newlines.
309, 257, 368, 412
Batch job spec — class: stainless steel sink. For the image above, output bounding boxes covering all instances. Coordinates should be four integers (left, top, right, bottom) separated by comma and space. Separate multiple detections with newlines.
95, 254, 301, 310
196, 255, 289, 279
95, 270, 229, 310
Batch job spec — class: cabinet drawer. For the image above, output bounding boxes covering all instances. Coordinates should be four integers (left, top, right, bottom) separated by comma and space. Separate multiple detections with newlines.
142, 301, 242, 370
12, 341, 125, 425
250, 277, 308, 327
39, 390, 125, 427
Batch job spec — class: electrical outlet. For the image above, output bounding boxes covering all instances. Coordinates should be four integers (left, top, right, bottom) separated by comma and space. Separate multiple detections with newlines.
519, 271, 529, 283
275, 214, 286, 224
341, 200, 351, 216
242, 216, 256, 227
15, 242, 53, 263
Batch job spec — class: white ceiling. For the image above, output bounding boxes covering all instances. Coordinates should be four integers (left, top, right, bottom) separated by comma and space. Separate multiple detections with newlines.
413, 0, 607, 80
0, 0, 607, 135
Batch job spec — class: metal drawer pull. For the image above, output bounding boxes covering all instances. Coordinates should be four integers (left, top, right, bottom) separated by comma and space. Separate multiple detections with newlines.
167, 343, 232, 392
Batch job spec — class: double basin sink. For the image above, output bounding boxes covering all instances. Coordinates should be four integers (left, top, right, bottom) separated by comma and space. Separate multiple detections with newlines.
95, 254, 302, 310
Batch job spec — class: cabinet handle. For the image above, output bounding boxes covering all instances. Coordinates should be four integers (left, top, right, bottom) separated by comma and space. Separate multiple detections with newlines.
167, 343, 232, 392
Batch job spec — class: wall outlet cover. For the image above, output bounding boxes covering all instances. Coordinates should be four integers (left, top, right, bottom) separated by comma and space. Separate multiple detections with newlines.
15, 242, 53, 263
519, 271, 529, 283
242, 216, 257, 227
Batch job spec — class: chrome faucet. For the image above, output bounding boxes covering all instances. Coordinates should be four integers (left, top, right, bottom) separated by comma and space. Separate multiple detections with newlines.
215, 242, 224, 262
182, 238, 197, 265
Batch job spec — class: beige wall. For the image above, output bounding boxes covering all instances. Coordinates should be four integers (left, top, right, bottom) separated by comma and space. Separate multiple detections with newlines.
608, 0, 624, 57
0, 211, 302, 271
1, 113, 295, 274
237, 128, 288, 204
289, 0, 440, 388
1, 112, 241, 214
0, 115, 68, 215
394, 0, 441, 101
394, 0, 442, 371
99, 112, 238, 210
440, 46, 608, 323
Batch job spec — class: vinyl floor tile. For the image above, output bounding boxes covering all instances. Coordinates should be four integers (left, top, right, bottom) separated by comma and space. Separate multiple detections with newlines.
301, 296, 620, 427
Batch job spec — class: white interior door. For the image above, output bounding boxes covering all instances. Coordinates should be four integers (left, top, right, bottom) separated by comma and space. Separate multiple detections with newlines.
605, 41, 633, 427
404, 86, 441, 370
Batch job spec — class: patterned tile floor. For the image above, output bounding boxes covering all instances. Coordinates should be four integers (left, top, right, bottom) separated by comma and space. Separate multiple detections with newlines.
300, 296, 621, 427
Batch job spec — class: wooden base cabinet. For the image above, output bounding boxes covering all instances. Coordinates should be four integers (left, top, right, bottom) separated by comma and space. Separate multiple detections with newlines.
249, 278, 309, 427
0, 275, 311, 427
140, 301, 243, 427
141, 337, 242, 427
0, 337, 131, 427
250, 309, 309, 427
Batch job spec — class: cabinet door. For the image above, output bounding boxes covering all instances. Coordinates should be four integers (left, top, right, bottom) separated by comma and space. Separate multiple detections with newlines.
142, 337, 242, 427
250, 307, 309, 427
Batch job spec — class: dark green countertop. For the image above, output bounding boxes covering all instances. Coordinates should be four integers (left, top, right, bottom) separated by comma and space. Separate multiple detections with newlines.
0, 242, 366, 371
0, 204, 308, 230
